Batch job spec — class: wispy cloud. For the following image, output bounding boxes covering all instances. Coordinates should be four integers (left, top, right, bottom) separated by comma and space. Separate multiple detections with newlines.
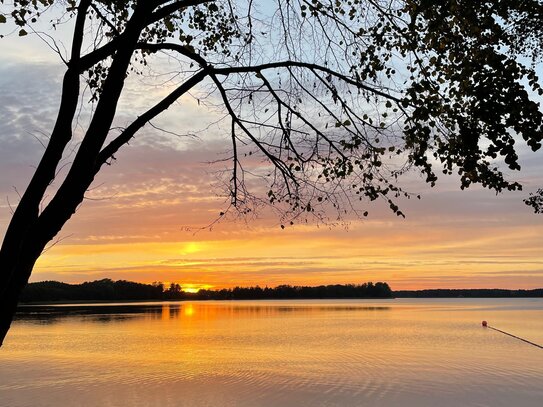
2, 51, 543, 292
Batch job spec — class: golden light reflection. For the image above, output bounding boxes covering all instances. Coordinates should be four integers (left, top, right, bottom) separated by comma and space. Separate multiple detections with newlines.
161, 304, 171, 320
183, 304, 195, 317
5, 300, 543, 406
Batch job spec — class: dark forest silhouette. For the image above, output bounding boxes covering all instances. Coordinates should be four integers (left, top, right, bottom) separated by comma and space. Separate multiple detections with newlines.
19, 279, 543, 303
394, 289, 543, 298
20, 279, 393, 302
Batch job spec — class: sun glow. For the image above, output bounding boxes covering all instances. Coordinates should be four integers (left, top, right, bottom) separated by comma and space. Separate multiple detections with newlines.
183, 287, 200, 294
183, 304, 194, 316
29, 197, 543, 290
181, 242, 202, 255
182, 284, 213, 293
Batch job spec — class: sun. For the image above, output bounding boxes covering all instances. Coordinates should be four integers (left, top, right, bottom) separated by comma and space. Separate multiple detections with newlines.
181, 242, 201, 255
182, 287, 200, 294
182, 283, 214, 293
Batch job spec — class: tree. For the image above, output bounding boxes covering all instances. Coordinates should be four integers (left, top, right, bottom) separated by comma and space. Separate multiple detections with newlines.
0, 0, 542, 345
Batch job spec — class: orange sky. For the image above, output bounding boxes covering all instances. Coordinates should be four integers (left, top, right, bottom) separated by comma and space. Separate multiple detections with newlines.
24, 138, 543, 291
1, 31, 543, 291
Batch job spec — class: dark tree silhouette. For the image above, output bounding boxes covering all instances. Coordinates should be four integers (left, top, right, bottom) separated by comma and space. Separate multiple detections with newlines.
1, 0, 543, 345
525, 189, 543, 213
19, 279, 394, 301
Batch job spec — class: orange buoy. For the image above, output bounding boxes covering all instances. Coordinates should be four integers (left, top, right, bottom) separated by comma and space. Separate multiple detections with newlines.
482, 320, 488, 327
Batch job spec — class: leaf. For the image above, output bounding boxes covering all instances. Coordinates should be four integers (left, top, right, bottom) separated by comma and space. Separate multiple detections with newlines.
0, 15, 6, 24
164, 20, 174, 32
18, 29, 28, 36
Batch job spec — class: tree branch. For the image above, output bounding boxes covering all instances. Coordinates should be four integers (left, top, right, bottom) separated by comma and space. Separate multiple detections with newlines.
89, 2, 120, 37
151, 0, 215, 23
95, 69, 209, 170
209, 72, 299, 200
137, 41, 209, 67
69, 0, 92, 64
77, 0, 212, 72
212, 61, 403, 104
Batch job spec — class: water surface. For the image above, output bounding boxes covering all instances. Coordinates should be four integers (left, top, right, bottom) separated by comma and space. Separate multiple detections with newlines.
1, 299, 542, 406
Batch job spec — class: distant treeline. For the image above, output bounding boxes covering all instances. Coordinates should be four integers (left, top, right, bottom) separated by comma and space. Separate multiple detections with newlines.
20, 279, 164, 303
19, 280, 543, 303
196, 282, 392, 300
19, 279, 393, 303
394, 289, 543, 298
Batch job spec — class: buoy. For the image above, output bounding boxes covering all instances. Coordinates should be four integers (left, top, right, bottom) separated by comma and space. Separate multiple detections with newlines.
482, 321, 543, 349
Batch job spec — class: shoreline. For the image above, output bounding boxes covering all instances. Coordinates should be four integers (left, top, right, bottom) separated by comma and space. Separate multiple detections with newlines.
17, 295, 543, 307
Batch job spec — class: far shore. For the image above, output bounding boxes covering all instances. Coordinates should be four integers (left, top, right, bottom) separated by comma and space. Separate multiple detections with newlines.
18, 279, 543, 305
18, 294, 543, 307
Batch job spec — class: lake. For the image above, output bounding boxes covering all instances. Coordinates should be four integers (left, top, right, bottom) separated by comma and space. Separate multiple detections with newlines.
1, 299, 542, 406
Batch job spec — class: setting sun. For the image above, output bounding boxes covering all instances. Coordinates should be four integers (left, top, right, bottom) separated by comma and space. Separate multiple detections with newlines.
181, 242, 202, 255
182, 284, 212, 294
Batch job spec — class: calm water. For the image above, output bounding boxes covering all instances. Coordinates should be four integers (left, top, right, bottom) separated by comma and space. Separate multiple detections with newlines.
1, 299, 542, 407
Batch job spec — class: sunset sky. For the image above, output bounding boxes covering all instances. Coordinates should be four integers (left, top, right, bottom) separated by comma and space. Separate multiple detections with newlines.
1, 21, 543, 291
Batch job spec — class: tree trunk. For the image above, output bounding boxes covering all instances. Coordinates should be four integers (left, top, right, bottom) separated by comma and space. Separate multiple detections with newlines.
0, 2, 151, 347
0, 248, 41, 346
0, 170, 97, 346
0, 66, 83, 346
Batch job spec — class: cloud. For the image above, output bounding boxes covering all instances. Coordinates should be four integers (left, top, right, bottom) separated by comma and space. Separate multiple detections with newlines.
0, 63, 63, 187
0, 62, 65, 234
2, 48, 543, 292
0, 56, 235, 239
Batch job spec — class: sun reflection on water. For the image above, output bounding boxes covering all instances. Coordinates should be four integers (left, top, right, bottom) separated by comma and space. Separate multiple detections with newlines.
2, 299, 543, 407
184, 304, 195, 317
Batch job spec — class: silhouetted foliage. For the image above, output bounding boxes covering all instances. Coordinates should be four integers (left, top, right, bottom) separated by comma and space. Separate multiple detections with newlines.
524, 189, 543, 213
